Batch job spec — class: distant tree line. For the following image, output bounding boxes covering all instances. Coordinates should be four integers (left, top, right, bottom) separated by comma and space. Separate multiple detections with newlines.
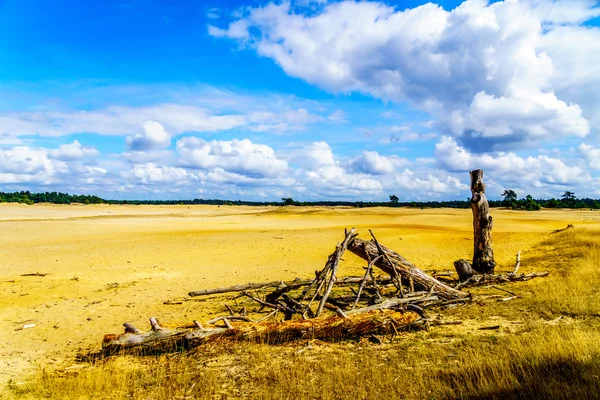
497, 190, 598, 211
0, 191, 105, 205
0, 190, 599, 211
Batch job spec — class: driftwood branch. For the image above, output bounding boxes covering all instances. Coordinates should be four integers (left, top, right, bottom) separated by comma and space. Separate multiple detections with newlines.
316, 228, 357, 317
351, 255, 382, 310
513, 251, 521, 275
189, 276, 393, 298
348, 238, 468, 300
456, 272, 549, 289
369, 229, 402, 294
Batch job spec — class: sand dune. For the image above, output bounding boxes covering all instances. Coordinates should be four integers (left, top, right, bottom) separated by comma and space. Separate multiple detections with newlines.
0, 204, 594, 385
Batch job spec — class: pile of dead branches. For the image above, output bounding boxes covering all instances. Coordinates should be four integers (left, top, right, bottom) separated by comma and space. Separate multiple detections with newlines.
101, 227, 548, 355
101, 228, 467, 355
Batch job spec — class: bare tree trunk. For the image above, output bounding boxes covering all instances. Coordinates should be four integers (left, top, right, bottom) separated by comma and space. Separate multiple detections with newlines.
470, 169, 496, 274
348, 238, 468, 300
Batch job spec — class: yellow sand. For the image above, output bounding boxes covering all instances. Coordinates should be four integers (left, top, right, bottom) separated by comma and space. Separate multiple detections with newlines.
0, 203, 596, 384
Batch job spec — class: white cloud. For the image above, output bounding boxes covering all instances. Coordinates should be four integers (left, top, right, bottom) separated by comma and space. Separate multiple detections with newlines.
0, 144, 106, 186
578, 143, 600, 170
389, 130, 438, 143
435, 136, 590, 187
211, 0, 599, 150
525, 0, 600, 25
288, 141, 337, 170
122, 163, 191, 185
126, 121, 171, 151
49, 140, 99, 161
290, 141, 466, 198
0, 146, 66, 179
348, 151, 410, 175
327, 110, 347, 123
0, 102, 335, 139
539, 25, 600, 132
177, 137, 289, 179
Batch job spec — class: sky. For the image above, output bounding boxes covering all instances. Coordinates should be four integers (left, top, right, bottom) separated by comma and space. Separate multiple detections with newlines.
0, 0, 599, 201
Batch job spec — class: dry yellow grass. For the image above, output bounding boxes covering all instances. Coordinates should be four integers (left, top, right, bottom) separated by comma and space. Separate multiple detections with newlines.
2, 204, 600, 399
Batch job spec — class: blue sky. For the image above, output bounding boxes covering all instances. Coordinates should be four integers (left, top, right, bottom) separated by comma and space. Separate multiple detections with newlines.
0, 0, 599, 201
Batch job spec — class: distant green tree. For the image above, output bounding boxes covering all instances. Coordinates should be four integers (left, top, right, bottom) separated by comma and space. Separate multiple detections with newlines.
501, 189, 518, 207
281, 197, 297, 206
546, 198, 560, 208
389, 194, 399, 206
561, 191, 576, 208
521, 195, 541, 211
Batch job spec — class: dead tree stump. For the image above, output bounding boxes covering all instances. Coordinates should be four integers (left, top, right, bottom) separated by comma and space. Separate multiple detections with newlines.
470, 169, 496, 274
454, 259, 474, 281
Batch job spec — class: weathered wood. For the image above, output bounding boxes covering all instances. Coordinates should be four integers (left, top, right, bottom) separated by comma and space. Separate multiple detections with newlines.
513, 251, 521, 275
189, 276, 392, 298
241, 291, 295, 314
456, 272, 549, 289
316, 228, 357, 317
348, 238, 468, 300
351, 255, 382, 310
222, 318, 233, 329
369, 229, 402, 294
552, 224, 574, 234
454, 259, 474, 281
123, 323, 140, 334
489, 285, 517, 297
101, 310, 424, 355
207, 316, 254, 324
193, 320, 204, 330
470, 170, 496, 274
346, 294, 438, 315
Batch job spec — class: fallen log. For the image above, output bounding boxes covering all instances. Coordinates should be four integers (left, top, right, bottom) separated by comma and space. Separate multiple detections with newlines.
101, 310, 423, 355
348, 238, 468, 300
188, 276, 393, 298
552, 224, 574, 234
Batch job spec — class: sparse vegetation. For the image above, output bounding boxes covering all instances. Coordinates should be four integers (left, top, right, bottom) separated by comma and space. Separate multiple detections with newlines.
9, 225, 600, 399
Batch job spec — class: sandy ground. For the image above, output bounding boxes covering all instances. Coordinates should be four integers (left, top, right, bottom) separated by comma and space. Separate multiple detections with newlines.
0, 203, 596, 386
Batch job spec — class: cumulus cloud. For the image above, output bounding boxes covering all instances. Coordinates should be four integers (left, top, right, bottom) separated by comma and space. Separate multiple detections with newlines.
0, 144, 106, 186
126, 121, 171, 151
435, 136, 590, 187
348, 151, 410, 175
290, 141, 466, 198
578, 143, 600, 170
122, 163, 191, 185
539, 25, 600, 131
177, 137, 289, 179
210, 0, 599, 150
49, 140, 99, 161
